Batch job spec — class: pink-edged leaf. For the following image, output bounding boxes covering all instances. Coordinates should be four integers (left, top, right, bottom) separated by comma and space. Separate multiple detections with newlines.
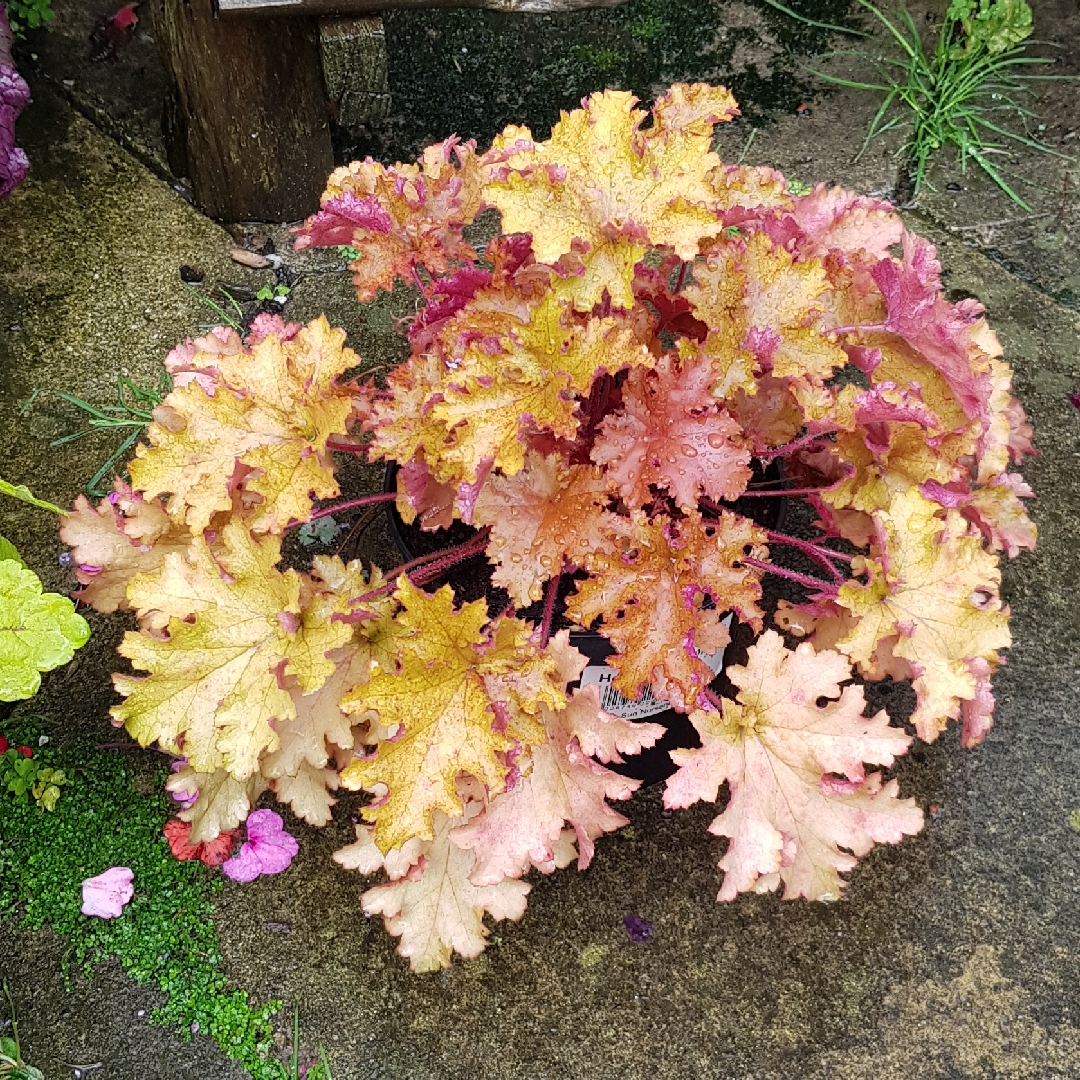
59, 479, 193, 621
246, 313, 301, 346
960, 656, 996, 748
870, 233, 993, 422
361, 805, 531, 972
567, 511, 765, 710
409, 265, 493, 352
452, 688, 643, 884
962, 472, 1036, 558
977, 358, 1036, 483
664, 631, 921, 901
562, 683, 665, 765
773, 183, 903, 259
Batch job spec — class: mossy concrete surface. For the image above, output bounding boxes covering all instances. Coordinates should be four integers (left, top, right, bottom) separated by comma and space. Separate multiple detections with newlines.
3, 38, 1080, 1080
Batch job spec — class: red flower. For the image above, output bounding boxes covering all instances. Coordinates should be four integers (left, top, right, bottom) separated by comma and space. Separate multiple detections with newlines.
17, 746, 32, 758
0, 735, 8, 754
163, 818, 239, 867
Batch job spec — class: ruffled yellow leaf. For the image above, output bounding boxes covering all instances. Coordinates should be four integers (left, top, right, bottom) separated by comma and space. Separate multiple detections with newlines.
503, 293, 652, 395
686, 232, 846, 393
832, 490, 1011, 741
339, 578, 563, 852
430, 356, 579, 483
130, 317, 358, 535
112, 522, 353, 779
484, 85, 736, 310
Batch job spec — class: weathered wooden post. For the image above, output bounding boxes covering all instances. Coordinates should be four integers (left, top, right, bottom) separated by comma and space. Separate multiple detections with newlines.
152, 0, 627, 223
151, 0, 334, 222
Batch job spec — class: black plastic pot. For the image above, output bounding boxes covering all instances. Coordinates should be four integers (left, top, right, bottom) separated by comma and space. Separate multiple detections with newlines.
382, 461, 786, 786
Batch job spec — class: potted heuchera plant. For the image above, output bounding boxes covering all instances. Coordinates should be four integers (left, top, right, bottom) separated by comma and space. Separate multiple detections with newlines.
60, 84, 1036, 971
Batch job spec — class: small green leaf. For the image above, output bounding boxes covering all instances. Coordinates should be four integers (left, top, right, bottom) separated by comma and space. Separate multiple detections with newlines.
297, 516, 343, 547
0, 536, 26, 567
0, 478, 65, 516
0, 561, 90, 702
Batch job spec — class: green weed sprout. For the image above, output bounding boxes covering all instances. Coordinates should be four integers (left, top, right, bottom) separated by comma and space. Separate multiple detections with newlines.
256, 284, 291, 303
20, 372, 171, 498
1, 982, 43, 1080
4, 0, 54, 36
807, 0, 1073, 206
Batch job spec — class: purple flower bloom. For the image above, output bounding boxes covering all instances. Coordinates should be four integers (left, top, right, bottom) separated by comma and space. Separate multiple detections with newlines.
81, 867, 134, 918
623, 914, 654, 944
222, 809, 298, 883
0, 5, 31, 202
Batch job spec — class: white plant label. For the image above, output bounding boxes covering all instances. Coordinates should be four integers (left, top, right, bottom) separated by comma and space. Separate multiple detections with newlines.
577, 614, 734, 721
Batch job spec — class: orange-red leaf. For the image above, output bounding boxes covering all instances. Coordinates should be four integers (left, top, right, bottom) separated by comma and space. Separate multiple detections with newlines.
566, 511, 765, 709
472, 451, 622, 606
591, 355, 751, 511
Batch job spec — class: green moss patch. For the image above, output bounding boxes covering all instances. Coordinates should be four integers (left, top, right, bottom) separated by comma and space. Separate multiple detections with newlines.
0, 717, 289, 1080
369, 0, 862, 161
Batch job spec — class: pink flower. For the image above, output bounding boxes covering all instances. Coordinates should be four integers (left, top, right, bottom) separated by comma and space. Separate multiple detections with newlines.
81, 867, 134, 918
222, 809, 298, 883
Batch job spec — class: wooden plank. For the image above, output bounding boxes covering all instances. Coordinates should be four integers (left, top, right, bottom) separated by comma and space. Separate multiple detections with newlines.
156, 0, 334, 221
320, 17, 391, 130
218, 0, 626, 15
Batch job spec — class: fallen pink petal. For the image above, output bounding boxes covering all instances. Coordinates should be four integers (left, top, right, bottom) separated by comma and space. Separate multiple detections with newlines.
222, 809, 298, 883
81, 867, 134, 919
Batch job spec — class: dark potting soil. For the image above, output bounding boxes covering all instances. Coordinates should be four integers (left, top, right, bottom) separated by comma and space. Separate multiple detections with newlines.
382, 461, 786, 786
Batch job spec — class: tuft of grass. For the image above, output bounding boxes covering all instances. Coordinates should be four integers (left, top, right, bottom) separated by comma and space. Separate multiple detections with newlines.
0, 716, 293, 1080
20, 373, 171, 499
804, 0, 1073, 206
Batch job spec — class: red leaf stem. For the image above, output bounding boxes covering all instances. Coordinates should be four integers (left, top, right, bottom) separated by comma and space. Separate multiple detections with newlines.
348, 530, 491, 607
763, 530, 851, 582
673, 260, 689, 294
700, 687, 724, 713
539, 570, 562, 648
300, 491, 397, 524
760, 427, 840, 460
411, 265, 432, 300
742, 556, 839, 598
325, 440, 369, 454
734, 486, 837, 498
333, 504, 384, 559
